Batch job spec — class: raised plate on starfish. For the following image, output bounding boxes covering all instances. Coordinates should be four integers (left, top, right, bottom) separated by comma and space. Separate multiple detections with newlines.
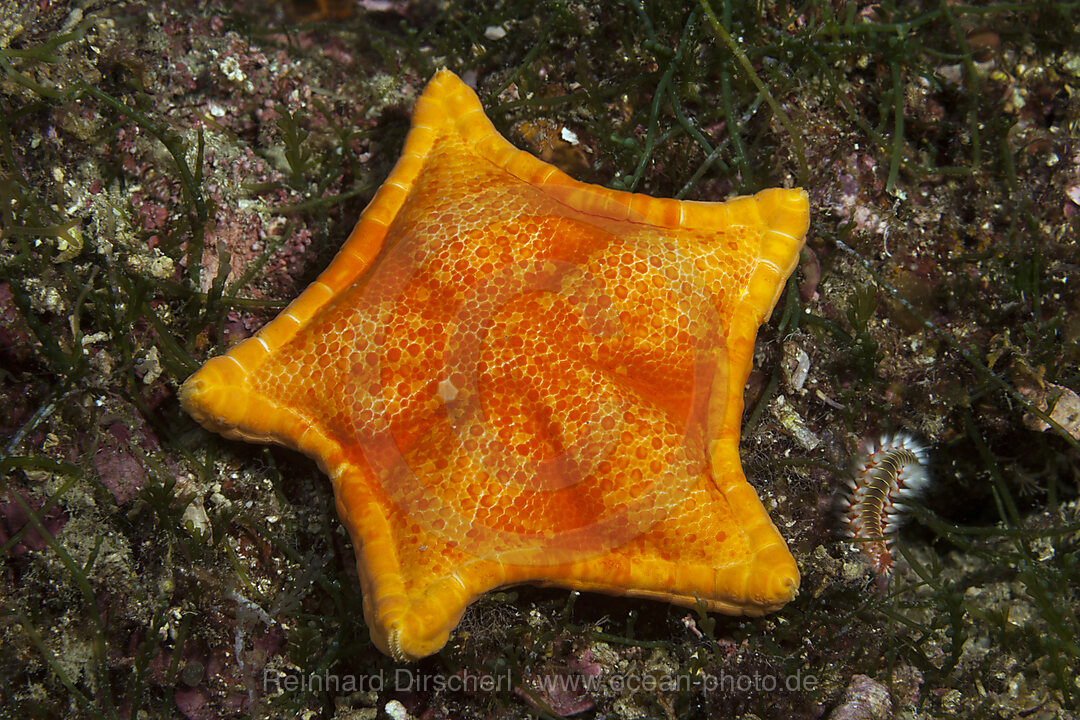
181, 69, 809, 661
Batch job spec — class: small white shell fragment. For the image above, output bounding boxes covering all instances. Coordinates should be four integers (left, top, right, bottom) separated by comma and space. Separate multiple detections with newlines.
782, 341, 810, 392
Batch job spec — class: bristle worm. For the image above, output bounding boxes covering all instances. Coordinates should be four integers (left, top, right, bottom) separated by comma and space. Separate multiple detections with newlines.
843, 433, 929, 577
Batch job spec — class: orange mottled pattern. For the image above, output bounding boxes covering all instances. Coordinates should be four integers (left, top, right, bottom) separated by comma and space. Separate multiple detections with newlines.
252, 129, 754, 564
180, 70, 808, 661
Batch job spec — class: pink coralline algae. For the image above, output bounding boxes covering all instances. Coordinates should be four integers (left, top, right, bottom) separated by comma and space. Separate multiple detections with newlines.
1, 493, 68, 559
90, 423, 150, 505
828, 674, 892, 720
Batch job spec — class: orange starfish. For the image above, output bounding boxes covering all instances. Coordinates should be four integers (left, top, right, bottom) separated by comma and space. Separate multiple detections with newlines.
181, 69, 808, 661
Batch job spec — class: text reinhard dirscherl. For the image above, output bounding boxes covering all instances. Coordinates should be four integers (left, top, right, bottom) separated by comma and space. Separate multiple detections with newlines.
263, 667, 819, 695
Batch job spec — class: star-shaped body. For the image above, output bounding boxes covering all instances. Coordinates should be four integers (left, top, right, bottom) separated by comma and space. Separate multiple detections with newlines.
181, 70, 808, 661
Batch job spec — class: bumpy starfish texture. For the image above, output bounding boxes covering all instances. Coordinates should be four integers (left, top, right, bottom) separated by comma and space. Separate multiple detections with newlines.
181, 69, 808, 661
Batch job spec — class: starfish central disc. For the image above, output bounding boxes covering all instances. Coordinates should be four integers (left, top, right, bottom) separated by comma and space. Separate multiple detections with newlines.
180, 69, 809, 661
